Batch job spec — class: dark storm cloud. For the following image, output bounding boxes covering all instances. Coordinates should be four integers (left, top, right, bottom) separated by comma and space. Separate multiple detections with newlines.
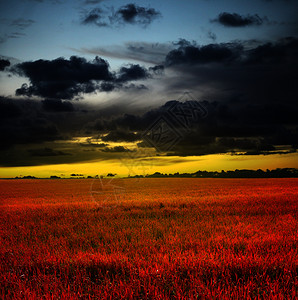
137, 100, 297, 156
28, 147, 70, 156
212, 12, 265, 27
0, 94, 297, 167
102, 146, 134, 152
2, 34, 298, 166
0, 97, 63, 149
149, 65, 164, 75
163, 38, 298, 113
80, 139, 108, 148
81, 3, 161, 28
87, 101, 185, 135
85, 50, 298, 156
0, 97, 22, 118
0, 59, 10, 71
13, 56, 156, 99
14, 56, 113, 99
101, 129, 141, 142
86, 98, 297, 156
245, 36, 298, 64
165, 40, 243, 66
114, 4, 161, 26
116, 64, 150, 82
42, 99, 74, 112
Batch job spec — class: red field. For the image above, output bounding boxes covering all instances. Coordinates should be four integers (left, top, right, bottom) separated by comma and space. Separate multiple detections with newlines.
0, 178, 297, 299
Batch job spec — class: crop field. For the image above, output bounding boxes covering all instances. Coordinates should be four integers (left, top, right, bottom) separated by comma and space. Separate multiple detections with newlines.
0, 178, 297, 299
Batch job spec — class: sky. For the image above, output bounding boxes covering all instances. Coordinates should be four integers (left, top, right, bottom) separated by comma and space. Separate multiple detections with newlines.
0, 0, 298, 178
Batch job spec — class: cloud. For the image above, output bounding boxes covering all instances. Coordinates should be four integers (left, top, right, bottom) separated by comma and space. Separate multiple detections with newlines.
0, 59, 10, 71
165, 40, 243, 66
80, 139, 108, 147
0, 17, 34, 44
0, 92, 297, 167
113, 3, 161, 27
14, 56, 159, 99
0, 97, 22, 118
1, 35, 298, 166
0, 97, 63, 149
86, 97, 298, 157
207, 31, 217, 42
117, 64, 150, 82
10, 18, 35, 30
28, 147, 70, 156
102, 146, 133, 152
165, 37, 298, 67
14, 56, 113, 99
212, 12, 265, 27
244, 36, 298, 64
81, 3, 161, 28
75, 41, 173, 65
101, 129, 141, 142
81, 8, 108, 27
149, 65, 164, 75
42, 99, 74, 112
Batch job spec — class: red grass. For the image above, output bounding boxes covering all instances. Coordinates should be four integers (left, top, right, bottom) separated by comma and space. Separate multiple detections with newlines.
0, 178, 297, 299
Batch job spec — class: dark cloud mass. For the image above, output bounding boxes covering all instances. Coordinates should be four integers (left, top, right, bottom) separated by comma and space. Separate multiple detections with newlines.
0, 97, 64, 151
165, 41, 242, 66
84, 97, 297, 157
213, 12, 265, 27
28, 147, 70, 157
165, 37, 298, 67
101, 130, 142, 142
0, 59, 10, 71
149, 65, 164, 75
115, 4, 161, 26
14, 56, 113, 99
0, 97, 22, 118
117, 64, 150, 82
81, 3, 161, 28
42, 99, 74, 112
1, 35, 298, 166
14, 56, 156, 99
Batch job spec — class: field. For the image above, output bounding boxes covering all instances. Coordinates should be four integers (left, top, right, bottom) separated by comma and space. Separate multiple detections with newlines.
0, 178, 297, 299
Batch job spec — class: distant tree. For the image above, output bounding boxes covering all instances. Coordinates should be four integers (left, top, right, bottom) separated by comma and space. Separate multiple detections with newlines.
128, 168, 298, 179
107, 173, 116, 177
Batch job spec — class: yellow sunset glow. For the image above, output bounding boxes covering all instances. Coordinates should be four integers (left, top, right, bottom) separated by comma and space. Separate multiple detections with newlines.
1, 152, 297, 178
